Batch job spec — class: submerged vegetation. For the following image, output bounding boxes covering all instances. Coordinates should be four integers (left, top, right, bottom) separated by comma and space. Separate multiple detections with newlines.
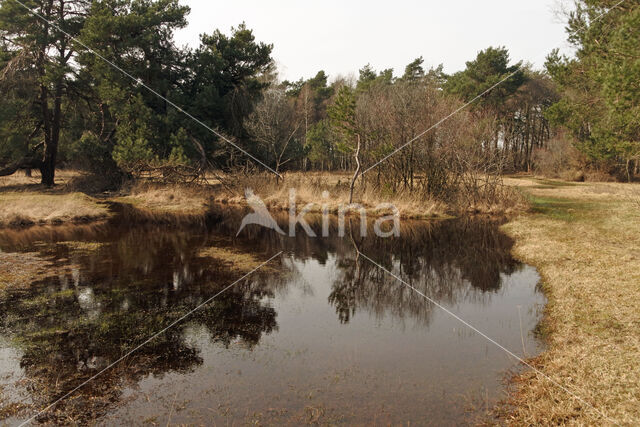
0, 251, 54, 291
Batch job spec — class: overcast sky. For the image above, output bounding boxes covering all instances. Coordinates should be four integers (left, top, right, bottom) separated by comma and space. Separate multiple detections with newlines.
174, 0, 572, 82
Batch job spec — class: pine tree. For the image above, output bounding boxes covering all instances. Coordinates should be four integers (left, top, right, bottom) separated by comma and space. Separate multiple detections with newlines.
546, 0, 640, 180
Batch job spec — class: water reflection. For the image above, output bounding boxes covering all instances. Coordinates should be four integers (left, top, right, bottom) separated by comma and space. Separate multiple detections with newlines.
0, 208, 543, 424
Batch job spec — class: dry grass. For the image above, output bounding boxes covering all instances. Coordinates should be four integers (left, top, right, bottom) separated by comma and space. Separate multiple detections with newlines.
0, 192, 110, 228
117, 182, 212, 216
220, 171, 530, 218
0, 170, 524, 226
0, 170, 82, 190
214, 172, 450, 219
109, 172, 526, 221
117, 172, 449, 220
0, 170, 110, 228
499, 177, 640, 425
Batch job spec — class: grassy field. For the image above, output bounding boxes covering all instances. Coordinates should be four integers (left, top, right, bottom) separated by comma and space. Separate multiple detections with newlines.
500, 177, 640, 425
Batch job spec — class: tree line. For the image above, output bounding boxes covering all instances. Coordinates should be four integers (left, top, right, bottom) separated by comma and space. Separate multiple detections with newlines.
0, 0, 637, 189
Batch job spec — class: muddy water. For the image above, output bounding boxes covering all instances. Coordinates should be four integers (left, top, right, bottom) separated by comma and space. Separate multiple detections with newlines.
0, 209, 544, 425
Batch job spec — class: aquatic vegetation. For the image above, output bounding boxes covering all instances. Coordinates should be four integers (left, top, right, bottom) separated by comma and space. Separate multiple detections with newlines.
0, 251, 54, 291
198, 246, 274, 273
56, 241, 105, 253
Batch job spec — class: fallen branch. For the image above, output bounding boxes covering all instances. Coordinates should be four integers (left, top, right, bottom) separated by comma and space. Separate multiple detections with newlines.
0, 156, 42, 177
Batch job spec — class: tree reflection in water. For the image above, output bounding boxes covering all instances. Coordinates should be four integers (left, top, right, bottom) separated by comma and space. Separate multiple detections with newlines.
329, 217, 520, 324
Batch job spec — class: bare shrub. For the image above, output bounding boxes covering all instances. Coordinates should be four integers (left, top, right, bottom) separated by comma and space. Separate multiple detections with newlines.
218, 171, 446, 219
244, 88, 302, 177
351, 80, 520, 212
532, 131, 584, 180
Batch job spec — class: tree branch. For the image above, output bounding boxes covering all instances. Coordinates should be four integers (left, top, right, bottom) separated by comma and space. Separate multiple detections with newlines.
0, 156, 43, 177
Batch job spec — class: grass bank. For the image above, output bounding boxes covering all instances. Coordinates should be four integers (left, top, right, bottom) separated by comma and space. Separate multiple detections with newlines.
116, 184, 211, 216
1, 170, 526, 228
0, 172, 110, 228
0, 192, 109, 228
213, 171, 451, 219
499, 177, 640, 425
108, 171, 526, 221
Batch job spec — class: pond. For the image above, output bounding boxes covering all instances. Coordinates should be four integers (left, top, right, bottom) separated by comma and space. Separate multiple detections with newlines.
0, 208, 544, 425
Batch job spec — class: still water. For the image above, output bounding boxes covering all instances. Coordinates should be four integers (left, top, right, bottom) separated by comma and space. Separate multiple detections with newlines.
0, 209, 544, 425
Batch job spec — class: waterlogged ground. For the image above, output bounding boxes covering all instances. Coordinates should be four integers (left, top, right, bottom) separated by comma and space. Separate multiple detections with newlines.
0, 209, 544, 425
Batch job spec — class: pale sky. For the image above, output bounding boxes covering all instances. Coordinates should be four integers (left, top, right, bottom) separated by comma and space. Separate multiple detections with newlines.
174, 0, 571, 82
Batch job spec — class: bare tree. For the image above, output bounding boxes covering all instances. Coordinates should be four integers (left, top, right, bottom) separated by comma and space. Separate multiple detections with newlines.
349, 134, 361, 203
353, 77, 509, 207
244, 88, 301, 180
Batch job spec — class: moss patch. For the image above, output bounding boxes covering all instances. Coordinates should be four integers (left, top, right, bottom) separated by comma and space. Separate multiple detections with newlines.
57, 241, 105, 253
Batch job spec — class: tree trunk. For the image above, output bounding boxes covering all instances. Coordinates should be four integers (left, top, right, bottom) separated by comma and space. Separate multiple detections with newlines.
40, 157, 55, 186
40, 78, 63, 187
349, 135, 361, 204
626, 158, 635, 183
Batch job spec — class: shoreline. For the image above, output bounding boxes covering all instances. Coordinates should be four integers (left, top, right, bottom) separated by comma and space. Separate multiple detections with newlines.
0, 172, 522, 230
0, 199, 455, 231
3, 174, 638, 424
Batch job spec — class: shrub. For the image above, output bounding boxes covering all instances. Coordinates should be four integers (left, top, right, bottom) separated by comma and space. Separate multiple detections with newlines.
532, 132, 584, 179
